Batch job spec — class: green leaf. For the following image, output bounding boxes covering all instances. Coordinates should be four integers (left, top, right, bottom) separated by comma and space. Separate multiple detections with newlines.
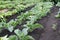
22, 28, 29, 35
23, 23, 43, 32
56, 2, 60, 6
8, 35, 18, 40
0, 35, 8, 40
8, 26, 14, 32
14, 28, 35, 40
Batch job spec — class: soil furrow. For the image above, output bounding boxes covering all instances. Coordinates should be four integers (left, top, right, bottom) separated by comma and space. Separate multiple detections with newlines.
39, 6, 59, 40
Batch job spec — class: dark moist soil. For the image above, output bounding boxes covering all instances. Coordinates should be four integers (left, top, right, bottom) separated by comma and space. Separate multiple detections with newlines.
0, 5, 60, 40
6, 4, 35, 22
29, 6, 60, 40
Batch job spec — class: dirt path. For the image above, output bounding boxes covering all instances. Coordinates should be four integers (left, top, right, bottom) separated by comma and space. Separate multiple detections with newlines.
38, 6, 60, 40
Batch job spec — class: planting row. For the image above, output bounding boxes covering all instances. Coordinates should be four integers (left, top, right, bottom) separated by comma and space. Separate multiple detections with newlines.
0, 1, 34, 18
0, 2, 53, 40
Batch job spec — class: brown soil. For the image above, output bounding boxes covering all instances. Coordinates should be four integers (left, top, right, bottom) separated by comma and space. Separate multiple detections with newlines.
29, 6, 60, 40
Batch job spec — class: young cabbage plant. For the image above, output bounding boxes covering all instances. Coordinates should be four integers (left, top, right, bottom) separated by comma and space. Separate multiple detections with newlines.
14, 28, 35, 40
23, 23, 44, 32
55, 8, 60, 18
